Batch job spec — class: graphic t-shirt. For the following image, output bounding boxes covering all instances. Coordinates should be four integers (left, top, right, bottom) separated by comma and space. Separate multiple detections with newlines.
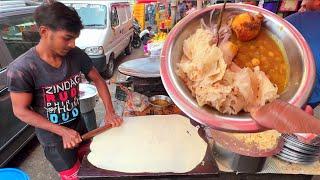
7, 47, 93, 145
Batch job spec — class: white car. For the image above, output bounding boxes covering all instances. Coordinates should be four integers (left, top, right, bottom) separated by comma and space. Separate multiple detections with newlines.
61, 0, 134, 78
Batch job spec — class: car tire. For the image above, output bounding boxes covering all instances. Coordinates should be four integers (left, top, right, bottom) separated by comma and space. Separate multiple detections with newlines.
102, 55, 114, 79
125, 41, 132, 55
132, 38, 141, 49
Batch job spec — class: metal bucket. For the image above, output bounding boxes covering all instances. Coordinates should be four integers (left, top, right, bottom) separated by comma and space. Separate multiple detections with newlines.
79, 83, 98, 131
79, 83, 97, 113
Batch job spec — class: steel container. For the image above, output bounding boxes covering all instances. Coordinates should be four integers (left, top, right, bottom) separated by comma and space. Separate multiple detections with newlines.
160, 3, 315, 132
79, 83, 98, 113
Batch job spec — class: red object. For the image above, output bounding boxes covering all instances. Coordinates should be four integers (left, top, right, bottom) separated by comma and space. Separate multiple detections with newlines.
160, 22, 165, 29
251, 100, 320, 134
137, 0, 157, 3
305, 105, 314, 115
243, 2, 257, 6
77, 142, 91, 162
59, 160, 80, 180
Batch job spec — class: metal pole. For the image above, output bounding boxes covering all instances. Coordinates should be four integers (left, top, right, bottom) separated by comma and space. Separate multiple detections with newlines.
197, 0, 202, 10
170, 0, 177, 29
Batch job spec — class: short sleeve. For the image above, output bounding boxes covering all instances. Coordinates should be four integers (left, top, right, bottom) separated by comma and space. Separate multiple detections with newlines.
7, 63, 34, 93
285, 13, 303, 30
73, 47, 94, 75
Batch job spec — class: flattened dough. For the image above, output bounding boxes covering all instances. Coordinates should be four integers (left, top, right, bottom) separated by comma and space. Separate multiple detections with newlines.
87, 115, 207, 173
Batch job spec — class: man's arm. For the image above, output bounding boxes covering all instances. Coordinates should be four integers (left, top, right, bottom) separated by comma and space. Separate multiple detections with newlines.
10, 92, 82, 149
87, 67, 122, 127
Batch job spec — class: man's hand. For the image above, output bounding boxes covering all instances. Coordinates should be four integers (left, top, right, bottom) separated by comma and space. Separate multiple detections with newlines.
295, 105, 317, 144
60, 126, 82, 149
105, 113, 123, 127
10, 92, 83, 146
251, 100, 320, 134
304, 105, 314, 115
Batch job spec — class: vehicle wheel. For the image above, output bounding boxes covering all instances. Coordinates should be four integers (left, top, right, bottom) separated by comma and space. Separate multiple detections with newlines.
132, 38, 141, 49
102, 56, 114, 79
125, 41, 133, 55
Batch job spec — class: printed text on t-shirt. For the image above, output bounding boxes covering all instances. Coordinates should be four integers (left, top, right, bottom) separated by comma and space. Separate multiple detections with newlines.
43, 73, 81, 124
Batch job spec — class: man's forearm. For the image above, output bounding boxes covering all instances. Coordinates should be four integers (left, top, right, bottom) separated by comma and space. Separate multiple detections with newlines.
94, 79, 115, 116
14, 108, 64, 136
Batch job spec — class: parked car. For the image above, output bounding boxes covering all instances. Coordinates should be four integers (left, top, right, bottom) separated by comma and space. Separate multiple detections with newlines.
0, 0, 42, 9
61, 0, 134, 78
0, 3, 39, 167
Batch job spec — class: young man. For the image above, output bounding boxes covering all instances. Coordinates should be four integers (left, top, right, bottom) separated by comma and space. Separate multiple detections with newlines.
139, 26, 152, 45
139, 26, 153, 55
7, 2, 122, 180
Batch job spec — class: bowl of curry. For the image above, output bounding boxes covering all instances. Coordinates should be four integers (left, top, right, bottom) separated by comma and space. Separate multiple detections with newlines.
149, 95, 173, 109
160, 3, 315, 132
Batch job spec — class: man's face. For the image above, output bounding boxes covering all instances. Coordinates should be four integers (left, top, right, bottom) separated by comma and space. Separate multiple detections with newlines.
40, 26, 79, 56
187, 2, 192, 8
299, 0, 320, 12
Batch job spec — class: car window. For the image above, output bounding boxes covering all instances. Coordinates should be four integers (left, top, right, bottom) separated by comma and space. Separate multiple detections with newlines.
0, 14, 39, 59
70, 4, 107, 28
118, 6, 127, 24
111, 6, 120, 27
125, 6, 132, 20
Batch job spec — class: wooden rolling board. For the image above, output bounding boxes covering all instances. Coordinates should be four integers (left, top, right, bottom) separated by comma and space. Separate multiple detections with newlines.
78, 122, 219, 179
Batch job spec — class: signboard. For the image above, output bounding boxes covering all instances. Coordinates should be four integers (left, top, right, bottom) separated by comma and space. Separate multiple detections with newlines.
133, 3, 145, 29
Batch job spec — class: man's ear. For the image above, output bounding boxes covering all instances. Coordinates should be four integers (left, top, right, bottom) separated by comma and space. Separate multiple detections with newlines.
38, 25, 49, 38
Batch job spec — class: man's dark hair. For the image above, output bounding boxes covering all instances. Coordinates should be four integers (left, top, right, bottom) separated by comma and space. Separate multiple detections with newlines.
34, 2, 83, 34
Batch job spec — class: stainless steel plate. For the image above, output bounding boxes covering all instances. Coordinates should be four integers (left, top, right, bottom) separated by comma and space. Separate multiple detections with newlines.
282, 134, 320, 151
283, 143, 320, 155
160, 3, 315, 132
276, 153, 317, 164
281, 148, 319, 159
118, 57, 160, 78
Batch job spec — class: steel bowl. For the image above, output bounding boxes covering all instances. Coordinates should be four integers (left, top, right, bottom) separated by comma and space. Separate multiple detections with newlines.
149, 95, 173, 109
160, 4, 315, 132
79, 83, 98, 113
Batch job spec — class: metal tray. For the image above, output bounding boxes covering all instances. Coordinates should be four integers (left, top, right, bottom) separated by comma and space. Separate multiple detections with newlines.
283, 143, 320, 155
276, 153, 317, 164
118, 57, 160, 78
282, 134, 320, 152
280, 148, 319, 159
